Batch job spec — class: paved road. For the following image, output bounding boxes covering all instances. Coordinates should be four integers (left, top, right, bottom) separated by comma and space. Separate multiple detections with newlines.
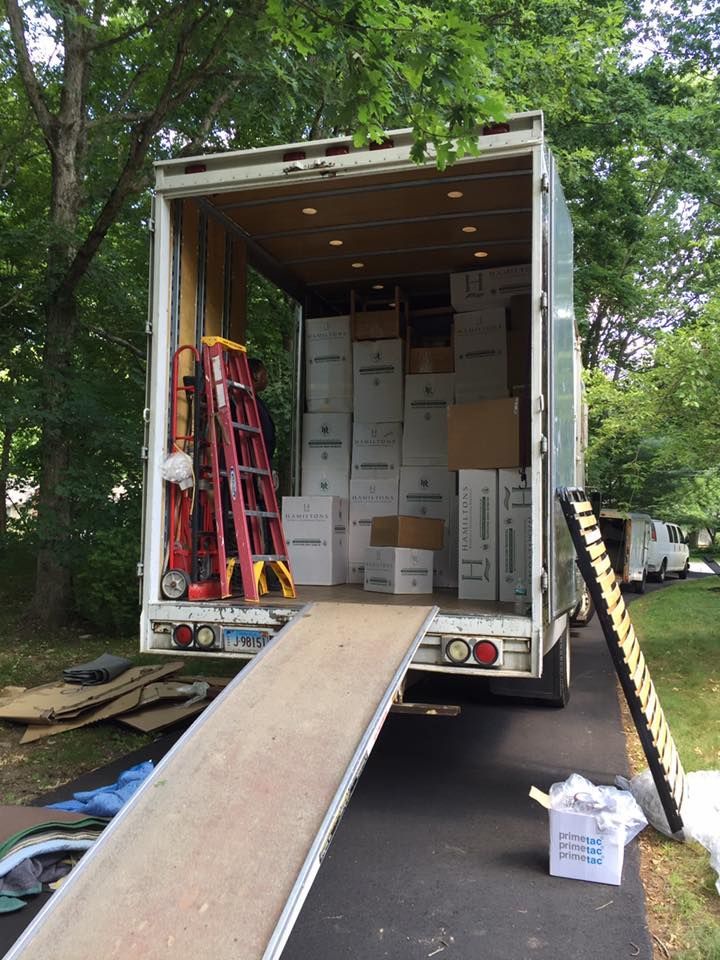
5, 573, 710, 959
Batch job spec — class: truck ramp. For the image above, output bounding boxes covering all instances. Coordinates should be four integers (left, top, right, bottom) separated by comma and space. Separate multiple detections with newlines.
6, 601, 437, 960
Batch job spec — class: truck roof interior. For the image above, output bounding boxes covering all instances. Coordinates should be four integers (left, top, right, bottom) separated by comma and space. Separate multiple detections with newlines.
176, 150, 534, 319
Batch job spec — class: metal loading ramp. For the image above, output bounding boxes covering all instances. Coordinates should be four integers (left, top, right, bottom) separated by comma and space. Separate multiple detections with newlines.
6, 601, 437, 960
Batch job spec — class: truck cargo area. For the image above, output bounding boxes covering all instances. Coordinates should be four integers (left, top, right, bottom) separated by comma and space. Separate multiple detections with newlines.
141, 112, 579, 680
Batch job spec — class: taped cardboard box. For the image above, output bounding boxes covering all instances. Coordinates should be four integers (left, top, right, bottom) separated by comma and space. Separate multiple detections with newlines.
348, 478, 399, 582
370, 515, 445, 551
364, 547, 434, 595
448, 397, 530, 470
351, 422, 402, 479
408, 346, 454, 374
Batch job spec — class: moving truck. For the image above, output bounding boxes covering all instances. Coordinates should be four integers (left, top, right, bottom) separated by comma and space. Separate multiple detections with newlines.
139, 111, 583, 706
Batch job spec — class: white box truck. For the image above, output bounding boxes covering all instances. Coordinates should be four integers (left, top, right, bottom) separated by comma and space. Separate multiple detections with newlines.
139, 111, 584, 705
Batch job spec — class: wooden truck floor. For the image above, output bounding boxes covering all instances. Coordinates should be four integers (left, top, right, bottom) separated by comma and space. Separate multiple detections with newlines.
7, 602, 437, 960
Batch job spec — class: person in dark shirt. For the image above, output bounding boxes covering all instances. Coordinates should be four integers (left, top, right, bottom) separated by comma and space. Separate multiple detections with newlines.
248, 357, 276, 466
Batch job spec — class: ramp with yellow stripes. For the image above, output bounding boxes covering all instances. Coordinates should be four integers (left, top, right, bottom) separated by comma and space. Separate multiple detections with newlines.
558, 488, 685, 834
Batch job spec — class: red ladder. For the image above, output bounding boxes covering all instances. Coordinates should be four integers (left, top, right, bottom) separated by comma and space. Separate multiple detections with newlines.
201, 336, 295, 602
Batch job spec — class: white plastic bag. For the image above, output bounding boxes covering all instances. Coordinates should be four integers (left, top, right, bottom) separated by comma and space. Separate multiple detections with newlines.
549, 773, 648, 844
617, 768, 720, 894
160, 451, 194, 490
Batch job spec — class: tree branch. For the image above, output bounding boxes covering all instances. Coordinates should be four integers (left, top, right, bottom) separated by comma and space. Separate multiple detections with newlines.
5, 0, 56, 144
85, 324, 145, 361
176, 81, 243, 156
55, 9, 236, 302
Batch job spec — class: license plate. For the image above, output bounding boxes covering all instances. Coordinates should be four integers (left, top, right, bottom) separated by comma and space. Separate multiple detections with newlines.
223, 627, 271, 653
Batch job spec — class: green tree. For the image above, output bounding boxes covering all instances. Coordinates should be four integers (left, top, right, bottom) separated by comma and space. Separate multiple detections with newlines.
586, 302, 720, 534
2, 0, 625, 626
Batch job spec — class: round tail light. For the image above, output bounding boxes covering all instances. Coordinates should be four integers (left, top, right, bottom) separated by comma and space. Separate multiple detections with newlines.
473, 640, 499, 666
446, 638, 471, 664
195, 625, 217, 650
172, 624, 194, 648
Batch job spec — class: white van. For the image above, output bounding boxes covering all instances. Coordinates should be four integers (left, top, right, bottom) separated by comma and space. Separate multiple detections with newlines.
647, 520, 690, 581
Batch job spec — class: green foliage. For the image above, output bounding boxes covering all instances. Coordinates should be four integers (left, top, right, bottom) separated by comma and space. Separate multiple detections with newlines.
586, 302, 720, 531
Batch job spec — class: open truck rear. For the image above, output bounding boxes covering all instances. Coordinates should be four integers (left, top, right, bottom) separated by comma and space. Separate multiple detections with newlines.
140, 110, 582, 705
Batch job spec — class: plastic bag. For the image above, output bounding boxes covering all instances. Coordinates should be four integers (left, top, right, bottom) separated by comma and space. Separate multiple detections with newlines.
160, 451, 193, 490
549, 773, 648, 844
616, 768, 720, 893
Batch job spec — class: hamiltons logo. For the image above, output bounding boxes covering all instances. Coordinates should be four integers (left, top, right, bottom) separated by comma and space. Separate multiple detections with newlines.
321, 422, 330, 434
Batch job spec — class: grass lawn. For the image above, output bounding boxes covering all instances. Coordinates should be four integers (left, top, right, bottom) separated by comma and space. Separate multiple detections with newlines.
0, 548, 242, 804
629, 576, 720, 959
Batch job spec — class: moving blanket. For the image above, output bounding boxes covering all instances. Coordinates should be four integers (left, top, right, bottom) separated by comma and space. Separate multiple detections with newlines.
48, 761, 154, 817
0, 807, 107, 880
62, 653, 133, 685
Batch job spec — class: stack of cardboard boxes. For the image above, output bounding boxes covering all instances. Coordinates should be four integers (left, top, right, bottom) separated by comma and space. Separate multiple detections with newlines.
282, 263, 534, 601
282, 315, 353, 585
449, 265, 533, 603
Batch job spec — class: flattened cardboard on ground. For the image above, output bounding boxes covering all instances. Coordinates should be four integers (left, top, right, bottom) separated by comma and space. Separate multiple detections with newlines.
0, 662, 184, 725
117, 699, 209, 734
20, 680, 207, 744
370, 515, 445, 551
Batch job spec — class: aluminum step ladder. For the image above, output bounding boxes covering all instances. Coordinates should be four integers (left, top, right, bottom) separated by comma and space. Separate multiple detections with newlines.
5, 602, 438, 960
558, 487, 685, 833
202, 336, 295, 602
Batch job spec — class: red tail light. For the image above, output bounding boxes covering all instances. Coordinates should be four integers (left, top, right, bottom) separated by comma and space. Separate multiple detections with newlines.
173, 624, 194, 648
473, 640, 499, 665
325, 145, 350, 156
651, 524, 657, 541
283, 150, 306, 162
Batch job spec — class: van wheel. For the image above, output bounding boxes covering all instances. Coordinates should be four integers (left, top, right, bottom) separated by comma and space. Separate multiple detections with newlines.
657, 560, 667, 583
679, 561, 689, 580
631, 571, 647, 594
546, 625, 571, 708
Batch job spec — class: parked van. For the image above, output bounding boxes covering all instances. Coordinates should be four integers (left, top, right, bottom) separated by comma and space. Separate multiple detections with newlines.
647, 521, 690, 581
599, 510, 652, 593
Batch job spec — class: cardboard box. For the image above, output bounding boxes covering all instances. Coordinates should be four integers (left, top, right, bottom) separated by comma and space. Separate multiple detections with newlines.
370, 515, 445, 551
348, 478, 400, 583
364, 547, 434, 595
282, 496, 348, 585
549, 809, 624, 885
399, 466, 454, 522
352, 309, 402, 341
498, 468, 532, 602
301, 413, 351, 498
408, 346, 454, 374
353, 338, 404, 423
305, 315, 352, 411
402, 373, 455, 466
436, 494, 459, 589
508, 293, 532, 392
458, 470, 498, 601
454, 308, 508, 402
450, 264, 531, 312
448, 397, 530, 470
351, 422, 402, 479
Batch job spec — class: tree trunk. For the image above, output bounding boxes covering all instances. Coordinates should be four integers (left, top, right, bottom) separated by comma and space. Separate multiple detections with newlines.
28, 131, 83, 625
0, 424, 14, 537
28, 295, 78, 624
